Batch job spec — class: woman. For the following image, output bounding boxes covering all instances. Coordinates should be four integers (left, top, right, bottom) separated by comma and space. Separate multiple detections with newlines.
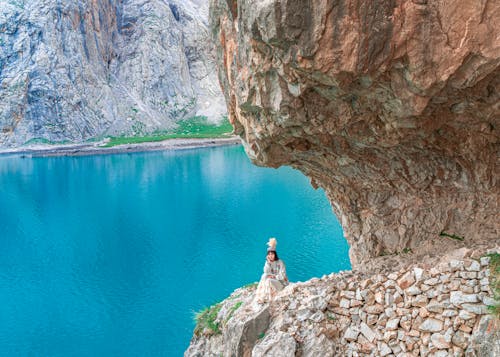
255, 237, 288, 304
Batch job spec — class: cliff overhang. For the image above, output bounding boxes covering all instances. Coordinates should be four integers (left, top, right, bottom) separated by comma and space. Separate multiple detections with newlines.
210, 0, 500, 267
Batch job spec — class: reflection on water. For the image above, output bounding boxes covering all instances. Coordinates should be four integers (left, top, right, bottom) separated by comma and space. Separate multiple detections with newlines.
0, 146, 350, 356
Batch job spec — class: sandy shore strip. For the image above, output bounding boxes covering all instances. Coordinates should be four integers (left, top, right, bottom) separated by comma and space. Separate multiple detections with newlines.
0, 136, 242, 158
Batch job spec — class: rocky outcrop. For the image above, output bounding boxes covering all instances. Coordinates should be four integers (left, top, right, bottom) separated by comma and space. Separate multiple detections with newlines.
0, 0, 225, 147
210, 0, 500, 267
186, 249, 500, 356
223, 305, 270, 356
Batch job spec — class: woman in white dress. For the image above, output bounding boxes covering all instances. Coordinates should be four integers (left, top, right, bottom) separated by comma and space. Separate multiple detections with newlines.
255, 238, 288, 304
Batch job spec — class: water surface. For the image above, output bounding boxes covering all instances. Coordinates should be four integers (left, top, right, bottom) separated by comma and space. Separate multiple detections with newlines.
0, 145, 350, 356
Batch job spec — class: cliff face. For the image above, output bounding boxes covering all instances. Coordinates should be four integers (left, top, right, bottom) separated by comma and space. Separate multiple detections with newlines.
0, 0, 225, 147
210, 0, 500, 267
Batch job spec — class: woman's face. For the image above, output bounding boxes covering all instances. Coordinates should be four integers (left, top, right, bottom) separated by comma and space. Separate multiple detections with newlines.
267, 251, 276, 261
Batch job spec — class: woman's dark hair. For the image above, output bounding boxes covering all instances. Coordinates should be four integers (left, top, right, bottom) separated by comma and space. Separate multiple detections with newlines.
267, 250, 279, 260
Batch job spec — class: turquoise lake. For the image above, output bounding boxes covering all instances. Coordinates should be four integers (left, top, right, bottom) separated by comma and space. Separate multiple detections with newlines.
0, 145, 350, 356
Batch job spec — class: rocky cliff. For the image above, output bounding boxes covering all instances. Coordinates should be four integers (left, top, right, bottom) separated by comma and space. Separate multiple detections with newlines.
0, 0, 225, 147
186, 249, 500, 356
210, 0, 500, 267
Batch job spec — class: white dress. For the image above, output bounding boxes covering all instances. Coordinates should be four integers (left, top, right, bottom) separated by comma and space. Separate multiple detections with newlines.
254, 259, 288, 303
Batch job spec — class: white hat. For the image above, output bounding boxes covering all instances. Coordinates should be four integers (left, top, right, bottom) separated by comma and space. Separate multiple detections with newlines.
267, 237, 277, 252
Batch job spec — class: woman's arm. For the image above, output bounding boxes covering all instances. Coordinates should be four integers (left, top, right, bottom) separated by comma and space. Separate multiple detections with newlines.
263, 261, 277, 279
263, 261, 272, 275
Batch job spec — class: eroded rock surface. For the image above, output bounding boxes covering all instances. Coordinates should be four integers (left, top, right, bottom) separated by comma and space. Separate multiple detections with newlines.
210, 0, 500, 267
0, 0, 225, 147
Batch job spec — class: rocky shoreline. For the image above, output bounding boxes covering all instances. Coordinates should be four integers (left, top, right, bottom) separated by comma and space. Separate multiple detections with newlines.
186, 246, 499, 356
0, 137, 242, 158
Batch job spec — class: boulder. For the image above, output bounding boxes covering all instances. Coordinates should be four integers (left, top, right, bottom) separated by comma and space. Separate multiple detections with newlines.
450, 291, 480, 305
466, 315, 500, 357
419, 318, 443, 332
252, 331, 296, 357
224, 306, 271, 357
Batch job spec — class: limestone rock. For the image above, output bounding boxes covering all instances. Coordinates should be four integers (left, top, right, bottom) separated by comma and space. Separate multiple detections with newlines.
398, 272, 416, 290
223, 306, 271, 357
458, 310, 475, 320
296, 308, 312, 322
252, 331, 296, 357
461, 303, 488, 315
465, 260, 481, 272
406, 286, 422, 296
450, 291, 479, 305
210, 0, 500, 268
430, 333, 451, 349
414, 268, 424, 282
419, 318, 443, 332
339, 298, 350, 309
301, 333, 336, 357
344, 326, 360, 342
466, 315, 500, 357
452, 331, 469, 349
378, 342, 392, 356
386, 318, 400, 331
359, 322, 377, 343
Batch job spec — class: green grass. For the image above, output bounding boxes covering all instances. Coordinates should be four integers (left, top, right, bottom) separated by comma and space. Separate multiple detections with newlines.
23, 138, 71, 146
225, 301, 243, 323
194, 303, 222, 336
486, 253, 500, 318
23, 138, 53, 145
439, 231, 465, 241
103, 116, 234, 147
327, 313, 336, 321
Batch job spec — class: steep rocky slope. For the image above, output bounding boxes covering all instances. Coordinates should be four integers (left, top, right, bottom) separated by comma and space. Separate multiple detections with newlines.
210, 0, 499, 267
0, 0, 225, 147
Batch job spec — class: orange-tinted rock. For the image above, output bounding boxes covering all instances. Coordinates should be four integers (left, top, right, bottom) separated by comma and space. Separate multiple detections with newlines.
210, 0, 500, 267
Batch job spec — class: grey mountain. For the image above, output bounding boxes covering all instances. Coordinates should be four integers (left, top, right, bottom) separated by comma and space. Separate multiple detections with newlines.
0, 0, 225, 147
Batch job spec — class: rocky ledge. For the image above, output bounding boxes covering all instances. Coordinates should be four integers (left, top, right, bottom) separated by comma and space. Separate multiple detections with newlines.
186, 249, 499, 356
210, 0, 500, 267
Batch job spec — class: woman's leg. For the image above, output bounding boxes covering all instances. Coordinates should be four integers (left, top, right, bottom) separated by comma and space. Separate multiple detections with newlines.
254, 278, 268, 303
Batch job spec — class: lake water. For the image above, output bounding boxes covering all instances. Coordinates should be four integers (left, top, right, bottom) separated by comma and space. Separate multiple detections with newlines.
0, 145, 350, 356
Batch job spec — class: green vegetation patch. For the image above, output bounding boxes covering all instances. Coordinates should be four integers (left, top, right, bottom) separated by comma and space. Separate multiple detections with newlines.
326, 313, 336, 321
225, 301, 243, 323
439, 231, 465, 241
103, 116, 233, 147
23, 138, 71, 146
194, 302, 222, 336
486, 253, 500, 318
